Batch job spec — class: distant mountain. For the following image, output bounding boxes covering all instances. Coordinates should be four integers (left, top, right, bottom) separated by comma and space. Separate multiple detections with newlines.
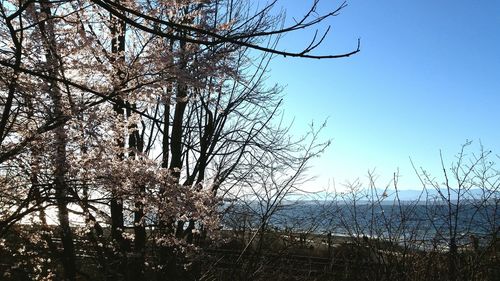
382, 188, 488, 201
288, 188, 490, 202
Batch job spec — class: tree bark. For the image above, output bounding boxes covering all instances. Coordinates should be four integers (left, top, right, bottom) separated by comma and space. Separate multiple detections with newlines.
109, 6, 129, 280
35, 2, 77, 280
127, 102, 146, 280
169, 83, 188, 181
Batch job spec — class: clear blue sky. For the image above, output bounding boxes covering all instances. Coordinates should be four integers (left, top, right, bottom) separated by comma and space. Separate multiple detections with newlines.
266, 0, 500, 190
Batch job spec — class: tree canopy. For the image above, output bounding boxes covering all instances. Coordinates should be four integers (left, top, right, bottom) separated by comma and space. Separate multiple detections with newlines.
0, 0, 357, 280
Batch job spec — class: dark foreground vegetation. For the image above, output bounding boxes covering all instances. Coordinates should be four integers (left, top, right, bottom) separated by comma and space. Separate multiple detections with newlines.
1, 223, 499, 281
204, 230, 500, 281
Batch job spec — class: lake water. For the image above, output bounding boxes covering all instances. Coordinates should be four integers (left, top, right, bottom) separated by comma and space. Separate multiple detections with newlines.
222, 200, 499, 249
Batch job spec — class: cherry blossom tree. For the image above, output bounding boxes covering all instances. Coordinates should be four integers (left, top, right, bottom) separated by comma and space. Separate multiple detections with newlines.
0, 0, 357, 280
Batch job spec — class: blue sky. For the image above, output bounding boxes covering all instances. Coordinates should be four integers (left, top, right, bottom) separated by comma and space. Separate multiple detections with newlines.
266, 0, 500, 190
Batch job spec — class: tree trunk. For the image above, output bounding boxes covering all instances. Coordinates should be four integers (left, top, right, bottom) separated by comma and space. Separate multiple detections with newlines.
169, 83, 188, 180
127, 102, 146, 280
448, 237, 458, 281
54, 126, 77, 281
35, 2, 77, 280
110, 7, 129, 280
